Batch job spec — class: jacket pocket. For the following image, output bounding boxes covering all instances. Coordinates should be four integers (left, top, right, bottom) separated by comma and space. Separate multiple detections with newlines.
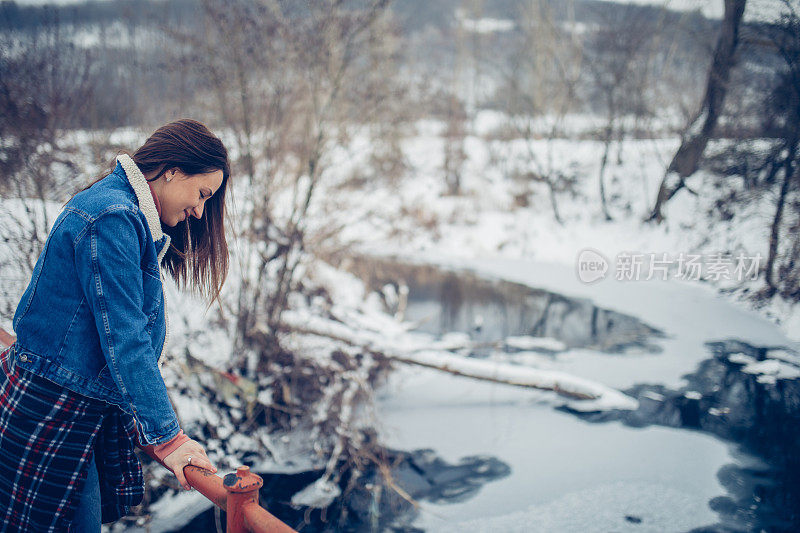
95, 363, 116, 390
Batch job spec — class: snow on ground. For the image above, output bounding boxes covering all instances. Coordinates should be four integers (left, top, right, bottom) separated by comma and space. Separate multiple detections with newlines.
456, 9, 514, 34
143, 491, 214, 533
280, 294, 639, 411
505, 335, 567, 352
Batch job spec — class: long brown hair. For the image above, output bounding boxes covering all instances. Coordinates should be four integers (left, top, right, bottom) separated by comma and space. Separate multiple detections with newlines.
76, 119, 231, 309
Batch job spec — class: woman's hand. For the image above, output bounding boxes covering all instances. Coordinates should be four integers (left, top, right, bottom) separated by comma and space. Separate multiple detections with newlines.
163, 439, 217, 490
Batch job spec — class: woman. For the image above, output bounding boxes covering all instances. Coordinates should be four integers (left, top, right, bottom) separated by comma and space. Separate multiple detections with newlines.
0, 119, 229, 532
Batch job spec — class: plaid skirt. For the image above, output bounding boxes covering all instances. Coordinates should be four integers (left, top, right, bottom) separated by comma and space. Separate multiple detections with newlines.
0, 344, 144, 532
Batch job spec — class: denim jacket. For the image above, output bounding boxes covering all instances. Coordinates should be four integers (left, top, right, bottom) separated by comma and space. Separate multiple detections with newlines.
11, 154, 180, 445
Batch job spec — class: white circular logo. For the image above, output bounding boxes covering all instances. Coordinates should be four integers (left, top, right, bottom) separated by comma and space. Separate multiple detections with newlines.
576, 248, 609, 284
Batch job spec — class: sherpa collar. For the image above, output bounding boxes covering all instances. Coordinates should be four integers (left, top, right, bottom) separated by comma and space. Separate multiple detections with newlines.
116, 153, 172, 264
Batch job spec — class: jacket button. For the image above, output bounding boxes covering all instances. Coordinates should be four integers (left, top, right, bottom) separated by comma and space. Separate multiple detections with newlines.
19, 354, 28, 362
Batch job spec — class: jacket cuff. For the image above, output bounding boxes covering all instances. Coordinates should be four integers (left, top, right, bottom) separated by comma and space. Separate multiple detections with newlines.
137, 429, 190, 464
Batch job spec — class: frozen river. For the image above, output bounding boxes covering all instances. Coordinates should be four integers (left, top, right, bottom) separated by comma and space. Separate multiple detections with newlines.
379, 365, 743, 532
371, 254, 799, 532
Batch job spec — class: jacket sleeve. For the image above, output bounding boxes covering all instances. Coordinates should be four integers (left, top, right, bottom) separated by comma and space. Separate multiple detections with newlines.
74, 207, 180, 445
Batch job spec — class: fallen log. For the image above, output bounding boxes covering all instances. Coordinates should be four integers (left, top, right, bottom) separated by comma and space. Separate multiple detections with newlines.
275, 313, 639, 411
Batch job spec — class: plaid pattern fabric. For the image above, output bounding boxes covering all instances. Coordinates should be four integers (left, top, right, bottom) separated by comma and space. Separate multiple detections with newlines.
95, 400, 146, 524
0, 344, 144, 532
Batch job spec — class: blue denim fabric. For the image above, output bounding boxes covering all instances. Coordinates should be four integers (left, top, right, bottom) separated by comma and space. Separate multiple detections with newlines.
73, 453, 101, 532
11, 162, 180, 445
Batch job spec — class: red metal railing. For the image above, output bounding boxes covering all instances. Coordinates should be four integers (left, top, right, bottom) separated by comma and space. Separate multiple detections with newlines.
183, 465, 297, 533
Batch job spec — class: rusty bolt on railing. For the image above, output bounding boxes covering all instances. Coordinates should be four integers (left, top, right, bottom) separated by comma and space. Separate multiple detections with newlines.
184, 464, 297, 533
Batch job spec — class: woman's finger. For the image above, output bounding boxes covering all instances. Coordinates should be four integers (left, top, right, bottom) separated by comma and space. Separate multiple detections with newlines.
187, 455, 217, 474
197, 452, 215, 471
173, 466, 190, 490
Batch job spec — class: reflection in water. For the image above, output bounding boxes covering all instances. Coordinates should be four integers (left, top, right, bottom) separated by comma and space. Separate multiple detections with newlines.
346, 255, 664, 354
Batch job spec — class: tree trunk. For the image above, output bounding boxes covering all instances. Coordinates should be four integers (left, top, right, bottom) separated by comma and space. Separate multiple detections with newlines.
598, 119, 614, 221
646, 0, 747, 222
765, 140, 799, 292
547, 180, 564, 225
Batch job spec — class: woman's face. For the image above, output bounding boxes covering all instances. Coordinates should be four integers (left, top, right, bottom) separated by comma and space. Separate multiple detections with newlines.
160, 168, 224, 227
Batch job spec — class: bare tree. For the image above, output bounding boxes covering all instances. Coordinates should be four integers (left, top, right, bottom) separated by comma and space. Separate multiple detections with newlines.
0, 10, 95, 317
173, 0, 402, 371
646, 0, 747, 222
761, 1, 800, 298
586, 5, 660, 220
443, 3, 468, 196
443, 93, 468, 195
441, 0, 486, 196
494, 0, 584, 224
